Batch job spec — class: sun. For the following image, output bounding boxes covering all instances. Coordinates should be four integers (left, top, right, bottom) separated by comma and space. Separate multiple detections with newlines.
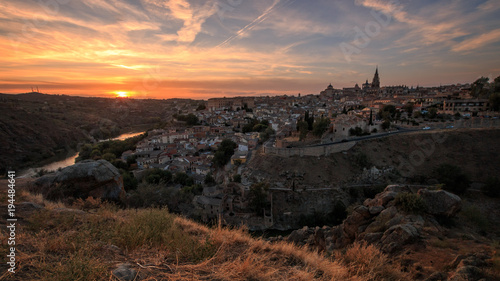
114, 91, 129, 98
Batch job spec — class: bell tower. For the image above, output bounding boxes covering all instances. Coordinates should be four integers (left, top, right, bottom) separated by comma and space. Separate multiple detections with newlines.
371, 66, 380, 89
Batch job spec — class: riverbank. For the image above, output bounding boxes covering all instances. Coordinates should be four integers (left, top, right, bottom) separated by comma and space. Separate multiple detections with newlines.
17, 131, 145, 178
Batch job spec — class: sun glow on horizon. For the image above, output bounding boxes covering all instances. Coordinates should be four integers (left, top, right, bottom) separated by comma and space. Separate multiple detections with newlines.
114, 91, 129, 98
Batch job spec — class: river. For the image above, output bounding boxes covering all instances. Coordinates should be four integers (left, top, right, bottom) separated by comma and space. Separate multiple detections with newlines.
19, 131, 145, 178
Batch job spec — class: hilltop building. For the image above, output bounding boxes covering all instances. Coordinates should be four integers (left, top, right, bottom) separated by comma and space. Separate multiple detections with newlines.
207, 97, 255, 111
372, 67, 380, 89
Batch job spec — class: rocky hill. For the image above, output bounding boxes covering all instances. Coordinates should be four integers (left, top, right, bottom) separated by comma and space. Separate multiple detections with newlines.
1, 178, 499, 280
282, 184, 500, 280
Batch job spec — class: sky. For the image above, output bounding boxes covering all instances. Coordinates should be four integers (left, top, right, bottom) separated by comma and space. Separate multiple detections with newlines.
1, 0, 500, 99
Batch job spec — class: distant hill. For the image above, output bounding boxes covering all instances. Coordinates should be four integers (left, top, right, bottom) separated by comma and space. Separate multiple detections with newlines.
0, 92, 191, 173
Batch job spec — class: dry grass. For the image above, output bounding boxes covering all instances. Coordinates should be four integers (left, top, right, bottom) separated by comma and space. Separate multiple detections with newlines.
19, 189, 66, 210
335, 241, 410, 281
1, 187, 412, 280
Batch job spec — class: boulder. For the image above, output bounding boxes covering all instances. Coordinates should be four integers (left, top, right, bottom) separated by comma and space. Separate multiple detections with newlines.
418, 189, 462, 217
287, 226, 310, 244
381, 223, 419, 253
368, 206, 384, 215
112, 263, 137, 281
359, 232, 383, 244
450, 265, 481, 281
35, 159, 125, 202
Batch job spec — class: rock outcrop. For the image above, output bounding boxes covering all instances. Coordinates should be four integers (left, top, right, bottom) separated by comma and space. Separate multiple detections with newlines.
35, 159, 125, 201
447, 253, 491, 281
286, 185, 462, 254
418, 189, 462, 217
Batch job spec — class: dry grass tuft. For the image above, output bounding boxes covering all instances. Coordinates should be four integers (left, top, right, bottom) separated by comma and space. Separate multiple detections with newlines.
335, 241, 409, 281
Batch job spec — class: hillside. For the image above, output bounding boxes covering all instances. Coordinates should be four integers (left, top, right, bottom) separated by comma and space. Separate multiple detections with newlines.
0, 179, 413, 281
245, 128, 500, 187
0, 93, 189, 173
1, 179, 499, 280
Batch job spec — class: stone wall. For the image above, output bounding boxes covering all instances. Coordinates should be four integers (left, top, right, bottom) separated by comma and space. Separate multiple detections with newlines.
264, 141, 356, 157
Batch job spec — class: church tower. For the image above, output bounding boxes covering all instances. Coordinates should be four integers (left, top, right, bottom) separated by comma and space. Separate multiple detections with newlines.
371, 66, 380, 89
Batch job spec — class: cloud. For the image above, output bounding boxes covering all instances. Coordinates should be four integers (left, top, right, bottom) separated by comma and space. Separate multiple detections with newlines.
452, 29, 500, 52
1, 0, 499, 98
355, 0, 468, 47
477, 0, 500, 12
143, 0, 217, 43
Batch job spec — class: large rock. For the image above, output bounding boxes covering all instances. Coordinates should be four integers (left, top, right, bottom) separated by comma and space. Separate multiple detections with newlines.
380, 223, 419, 253
35, 159, 125, 201
418, 189, 462, 217
112, 263, 138, 281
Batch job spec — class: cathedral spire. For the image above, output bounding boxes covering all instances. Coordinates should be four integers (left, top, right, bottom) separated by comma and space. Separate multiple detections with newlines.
371, 66, 380, 89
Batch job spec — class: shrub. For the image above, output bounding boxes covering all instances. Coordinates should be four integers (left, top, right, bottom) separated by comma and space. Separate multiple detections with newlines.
174, 172, 194, 186
144, 168, 172, 184
395, 192, 426, 214
433, 164, 470, 194
204, 173, 216, 186
212, 139, 237, 167
232, 174, 242, 183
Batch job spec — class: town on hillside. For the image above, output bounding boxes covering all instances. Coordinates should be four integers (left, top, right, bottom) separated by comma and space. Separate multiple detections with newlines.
117, 70, 500, 228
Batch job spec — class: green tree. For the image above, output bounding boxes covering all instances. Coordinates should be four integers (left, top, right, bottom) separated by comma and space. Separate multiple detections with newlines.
232, 174, 242, 183
196, 104, 206, 111
122, 171, 138, 191
427, 107, 438, 119
471, 77, 490, 98
185, 113, 199, 126
433, 164, 470, 194
204, 173, 216, 186
494, 76, 500, 92
212, 139, 237, 167
259, 127, 275, 142
90, 149, 102, 159
298, 120, 308, 141
349, 126, 364, 136
252, 123, 267, 132
174, 172, 194, 186
489, 93, 500, 111
379, 105, 397, 120
102, 152, 116, 162
306, 112, 314, 131
381, 120, 391, 130
76, 144, 93, 162
144, 168, 172, 184
312, 117, 331, 137
402, 102, 414, 116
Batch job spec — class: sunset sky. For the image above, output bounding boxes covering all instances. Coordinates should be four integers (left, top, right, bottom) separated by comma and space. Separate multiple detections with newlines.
1, 0, 500, 99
